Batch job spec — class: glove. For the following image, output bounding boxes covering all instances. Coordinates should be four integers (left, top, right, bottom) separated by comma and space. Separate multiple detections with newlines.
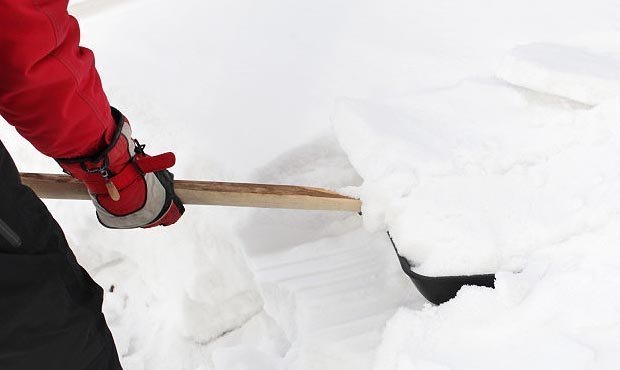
57, 107, 185, 229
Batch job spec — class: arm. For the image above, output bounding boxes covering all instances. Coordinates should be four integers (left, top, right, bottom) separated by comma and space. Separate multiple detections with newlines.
0, 0, 114, 158
0, 0, 184, 228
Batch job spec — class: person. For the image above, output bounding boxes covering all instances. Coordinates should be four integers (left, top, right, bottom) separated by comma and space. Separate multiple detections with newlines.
0, 0, 185, 368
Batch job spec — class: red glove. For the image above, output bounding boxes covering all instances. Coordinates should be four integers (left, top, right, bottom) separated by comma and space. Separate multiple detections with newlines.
57, 108, 184, 229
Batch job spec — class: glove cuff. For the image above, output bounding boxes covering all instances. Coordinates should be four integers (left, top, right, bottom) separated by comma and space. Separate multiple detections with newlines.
56, 107, 176, 197
56, 107, 135, 195
55, 107, 183, 229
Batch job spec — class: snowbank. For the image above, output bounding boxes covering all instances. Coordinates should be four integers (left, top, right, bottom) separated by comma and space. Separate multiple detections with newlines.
335, 88, 620, 276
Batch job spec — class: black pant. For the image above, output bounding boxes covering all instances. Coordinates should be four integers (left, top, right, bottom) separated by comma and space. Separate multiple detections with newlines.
0, 141, 122, 370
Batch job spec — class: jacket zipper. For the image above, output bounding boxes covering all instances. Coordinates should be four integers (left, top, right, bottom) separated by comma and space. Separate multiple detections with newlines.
0, 218, 21, 248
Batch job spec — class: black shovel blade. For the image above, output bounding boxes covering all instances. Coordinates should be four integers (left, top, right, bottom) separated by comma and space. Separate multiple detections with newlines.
387, 233, 495, 305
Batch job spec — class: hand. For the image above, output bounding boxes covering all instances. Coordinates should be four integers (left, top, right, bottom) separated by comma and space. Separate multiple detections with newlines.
57, 108, 184, 228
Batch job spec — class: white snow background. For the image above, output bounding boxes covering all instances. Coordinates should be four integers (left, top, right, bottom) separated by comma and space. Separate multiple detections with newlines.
3, 0, 620, 369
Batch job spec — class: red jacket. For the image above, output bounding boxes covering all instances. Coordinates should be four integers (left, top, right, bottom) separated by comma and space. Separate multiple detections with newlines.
0, 0, 115, 159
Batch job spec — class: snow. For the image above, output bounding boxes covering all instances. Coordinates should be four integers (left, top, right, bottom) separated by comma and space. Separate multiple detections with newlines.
333, 90, 620, 277
237, 138, 418, 369
497, 43, 620, 106
373, 220, 620, 369
3, 0, 620, 369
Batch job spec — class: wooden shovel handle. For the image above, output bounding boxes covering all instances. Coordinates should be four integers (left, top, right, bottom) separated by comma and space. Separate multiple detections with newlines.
19, 173, 362, 212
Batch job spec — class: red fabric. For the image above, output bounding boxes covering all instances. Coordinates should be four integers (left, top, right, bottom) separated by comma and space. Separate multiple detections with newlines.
0, 0, 115, 158
59, 121, 135, 191
58, 113, 178, 220
135, 152, 176, 174
144, 203, 183, 228
96, 175, 146, 217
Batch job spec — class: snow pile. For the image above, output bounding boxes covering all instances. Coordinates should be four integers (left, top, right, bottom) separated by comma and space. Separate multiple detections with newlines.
497, 43, 620, 106
334, 62, 620, 369
335, 87, 620, 276
329, 10, 620, 369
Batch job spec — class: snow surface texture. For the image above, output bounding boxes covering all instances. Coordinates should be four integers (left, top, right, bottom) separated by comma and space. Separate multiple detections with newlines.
497, 43, 620, 106
2, 0, 620, 369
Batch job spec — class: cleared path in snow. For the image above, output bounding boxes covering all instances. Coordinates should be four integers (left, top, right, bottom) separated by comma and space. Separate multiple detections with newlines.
247, 229, 422, 370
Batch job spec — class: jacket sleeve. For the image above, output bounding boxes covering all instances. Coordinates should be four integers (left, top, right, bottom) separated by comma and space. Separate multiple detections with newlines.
0, 0, 115, 159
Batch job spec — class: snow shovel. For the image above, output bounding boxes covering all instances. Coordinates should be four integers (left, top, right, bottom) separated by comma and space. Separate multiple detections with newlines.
20, 172, 495, 304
